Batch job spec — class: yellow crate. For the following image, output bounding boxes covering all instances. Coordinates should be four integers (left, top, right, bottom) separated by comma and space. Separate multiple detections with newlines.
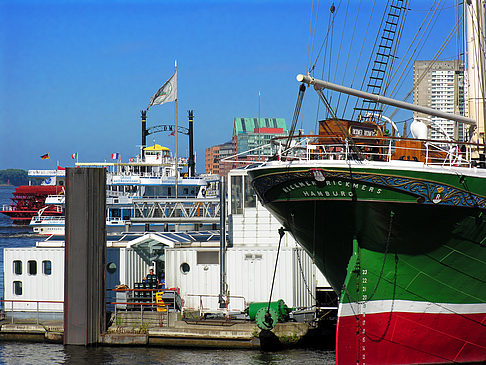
156, 291, 167, 312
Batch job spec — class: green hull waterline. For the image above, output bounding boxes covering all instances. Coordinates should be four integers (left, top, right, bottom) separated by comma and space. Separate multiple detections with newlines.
248, 165, 486, 305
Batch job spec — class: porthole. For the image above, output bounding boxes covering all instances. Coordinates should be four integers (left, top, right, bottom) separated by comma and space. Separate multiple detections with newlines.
107, 262, 117, 274
180, 262, 190, 274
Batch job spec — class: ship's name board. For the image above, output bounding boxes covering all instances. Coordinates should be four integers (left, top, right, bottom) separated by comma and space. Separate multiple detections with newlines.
281, 179, 382, 196
349, 126, 377, 137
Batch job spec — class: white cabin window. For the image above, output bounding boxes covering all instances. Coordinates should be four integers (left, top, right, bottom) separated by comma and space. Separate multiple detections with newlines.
42, 260, 52, 275
197, 251, 219, 265
13, 281, 22, 295
244, 176, 257, 208
28, 260, 37, 275
231, 175, 243, 214
13, 260, 22, 275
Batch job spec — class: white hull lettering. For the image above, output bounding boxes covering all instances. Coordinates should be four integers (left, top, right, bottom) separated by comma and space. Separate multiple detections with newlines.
281, 179, 383, 196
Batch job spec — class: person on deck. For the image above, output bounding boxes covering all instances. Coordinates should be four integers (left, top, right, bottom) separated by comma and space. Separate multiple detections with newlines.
143, 267, 159, 285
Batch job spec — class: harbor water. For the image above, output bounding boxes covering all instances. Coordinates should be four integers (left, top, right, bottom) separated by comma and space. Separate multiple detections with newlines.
0, 186, 335, 364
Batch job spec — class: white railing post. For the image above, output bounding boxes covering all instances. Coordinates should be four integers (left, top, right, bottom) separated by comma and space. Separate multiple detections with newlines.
425, 143, 429, 165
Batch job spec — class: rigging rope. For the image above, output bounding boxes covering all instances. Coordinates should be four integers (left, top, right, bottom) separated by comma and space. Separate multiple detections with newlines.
351, 0, 393, 120
283, 84, 306, 156
381, 0, 410, 97
314, 2, 337, 133
335, 0, 362, 116
308, 2, 339, 76
264, 227, 285, 328
343, 0, 378, 118
387, 6, 463, 119
384, 0, 444, 102
331, 0, 349, 90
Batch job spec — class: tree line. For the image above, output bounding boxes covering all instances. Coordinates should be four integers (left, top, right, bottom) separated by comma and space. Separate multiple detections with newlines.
0, 169, 29, 186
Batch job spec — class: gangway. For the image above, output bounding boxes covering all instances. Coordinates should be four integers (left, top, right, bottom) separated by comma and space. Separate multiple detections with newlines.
130, 197, 220, 224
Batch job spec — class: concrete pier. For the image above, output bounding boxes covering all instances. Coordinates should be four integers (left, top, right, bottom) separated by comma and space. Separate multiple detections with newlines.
0, 315, 323, 350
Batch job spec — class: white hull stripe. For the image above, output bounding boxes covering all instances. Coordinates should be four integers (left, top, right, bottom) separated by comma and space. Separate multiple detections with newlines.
338, 300, 486, 317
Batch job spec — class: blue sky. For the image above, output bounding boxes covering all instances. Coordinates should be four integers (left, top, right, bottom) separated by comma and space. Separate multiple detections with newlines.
0, 0, 460, 172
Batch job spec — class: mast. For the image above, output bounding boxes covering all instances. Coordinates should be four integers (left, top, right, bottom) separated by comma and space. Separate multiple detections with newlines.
141, 110, 147, 149
466, 0, 486, 152
174, 60, 178, 198
188, 110, 195, 177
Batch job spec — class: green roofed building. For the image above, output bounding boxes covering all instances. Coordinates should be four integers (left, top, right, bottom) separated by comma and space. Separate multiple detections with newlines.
232, 117, 288, 157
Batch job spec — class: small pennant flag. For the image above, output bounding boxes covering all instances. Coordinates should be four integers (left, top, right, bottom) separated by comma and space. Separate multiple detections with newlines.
169, 131, 175, 136
41, 153, 49, 160
146, 70, 177, 110
111, 153, 120, 160
71, 153, 78, 159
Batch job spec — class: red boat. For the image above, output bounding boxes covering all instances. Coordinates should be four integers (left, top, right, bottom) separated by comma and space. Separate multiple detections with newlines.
0, 185, 64, 225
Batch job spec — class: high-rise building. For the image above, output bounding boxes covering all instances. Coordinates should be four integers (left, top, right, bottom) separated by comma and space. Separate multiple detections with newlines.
413, 60, 467, 141
232, 117, 288, 157
205, 141, 234, 176
205, 117, 288, 176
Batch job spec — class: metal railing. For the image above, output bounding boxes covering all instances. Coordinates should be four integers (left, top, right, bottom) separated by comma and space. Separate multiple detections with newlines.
1, 204, 14, 212
132, 198, 221, 221
107, 288, 181, 329
184, 294, 247, 315
1, 299, 64, 325
277, 135, 480, 168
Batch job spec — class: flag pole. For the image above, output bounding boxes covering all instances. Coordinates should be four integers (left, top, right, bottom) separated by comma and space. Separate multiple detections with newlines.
174, 60, 178, 198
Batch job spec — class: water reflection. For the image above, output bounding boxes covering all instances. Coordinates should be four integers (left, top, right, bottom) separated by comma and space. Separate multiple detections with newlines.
0, 344, 335, 365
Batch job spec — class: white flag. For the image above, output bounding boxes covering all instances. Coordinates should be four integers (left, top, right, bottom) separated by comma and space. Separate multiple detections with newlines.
146, 71, 177, 110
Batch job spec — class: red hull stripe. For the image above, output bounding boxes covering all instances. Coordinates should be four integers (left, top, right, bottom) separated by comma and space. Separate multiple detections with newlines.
338, 300, 486, 316
336, 310, 486, 364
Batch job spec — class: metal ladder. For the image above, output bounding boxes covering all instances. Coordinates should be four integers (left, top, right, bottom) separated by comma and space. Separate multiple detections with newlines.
355, 0, 406, 118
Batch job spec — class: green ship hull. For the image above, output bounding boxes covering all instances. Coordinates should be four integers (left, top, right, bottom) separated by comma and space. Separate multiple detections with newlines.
248, 161, 486, 364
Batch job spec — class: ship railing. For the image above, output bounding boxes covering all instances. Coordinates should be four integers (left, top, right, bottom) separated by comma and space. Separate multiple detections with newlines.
0, 299, 64, 325
30, 216, 65, 224
277, 135, 478, 168
1, 204, 14, 212
28, 170, 65, 177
